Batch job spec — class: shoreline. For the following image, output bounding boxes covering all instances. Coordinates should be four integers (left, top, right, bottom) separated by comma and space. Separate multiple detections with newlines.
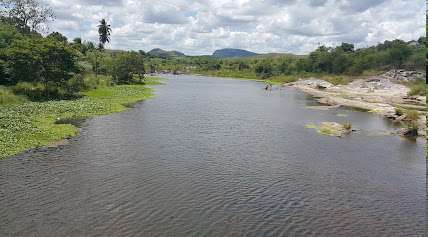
287, 80, 426, 137
0, 77, 164, 160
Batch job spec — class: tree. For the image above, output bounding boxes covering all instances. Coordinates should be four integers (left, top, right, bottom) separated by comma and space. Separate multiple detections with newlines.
95, 19, 111, 78
308, 46, 333, 73
0, 59, 8, 84
72, 37, 81, 44
255, 63, 273, 79
128, 52, 145, 83
340, 42, 354, 53
111, 53, 145, 84
47, 31, 67, 42
98, 18, 111, 47
387, 40, 412, 68
1, 36, 77, 90
0, 0, 54, 33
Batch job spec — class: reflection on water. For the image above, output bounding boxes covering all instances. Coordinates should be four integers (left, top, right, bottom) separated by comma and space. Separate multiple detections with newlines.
0, 75, 425, 236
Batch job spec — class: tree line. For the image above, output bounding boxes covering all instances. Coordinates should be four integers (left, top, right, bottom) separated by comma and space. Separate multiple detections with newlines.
0, 0, 147, 101
148, 38, 425, 80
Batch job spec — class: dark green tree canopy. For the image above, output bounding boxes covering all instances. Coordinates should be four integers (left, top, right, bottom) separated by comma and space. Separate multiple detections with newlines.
47, 31, 67, 42
98, 18, 111, 47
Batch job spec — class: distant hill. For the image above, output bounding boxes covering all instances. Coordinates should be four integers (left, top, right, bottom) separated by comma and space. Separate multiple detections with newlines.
148, 48, 185, 58
212, 48, 258, 58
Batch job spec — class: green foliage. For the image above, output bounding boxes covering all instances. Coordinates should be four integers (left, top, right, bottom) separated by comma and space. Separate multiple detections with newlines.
395, 107, 404, 116
148, 38, 424, 80
343, 122, 352, 130
408, 80, 426, 96
73, 37, 82, 44
98, 19, 111, 47
111, 52, 146, 84
322, 75, 349, 85
255, 63, 273, 79
0, 23, 78, 91
0, 86, 26, 105
405, 109, 419, 122
47, 32, 68, 42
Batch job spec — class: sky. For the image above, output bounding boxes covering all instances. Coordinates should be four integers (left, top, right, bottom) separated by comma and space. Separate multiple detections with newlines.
41, 0, 426, 55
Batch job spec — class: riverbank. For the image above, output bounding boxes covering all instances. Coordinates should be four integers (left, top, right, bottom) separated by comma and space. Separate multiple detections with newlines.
287, 77, 426, 136
0, 76, 163, 159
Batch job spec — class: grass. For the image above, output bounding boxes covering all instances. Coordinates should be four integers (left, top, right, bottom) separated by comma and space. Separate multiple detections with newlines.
0, 76, 164, 159
407, 79, 426, 96
306, 122, 352, 137
320, 75, 350, 85
0, 86, 27, 105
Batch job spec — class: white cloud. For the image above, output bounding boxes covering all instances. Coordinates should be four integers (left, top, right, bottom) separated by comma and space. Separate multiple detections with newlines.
42, 0, 426, 55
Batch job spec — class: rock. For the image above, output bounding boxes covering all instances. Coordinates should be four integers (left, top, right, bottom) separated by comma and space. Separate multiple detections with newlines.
396, 115, 407, 121
317, 97, 337, 106
381, 69, 425, 82
397, 128, 418, 137
295, 78, 334, 89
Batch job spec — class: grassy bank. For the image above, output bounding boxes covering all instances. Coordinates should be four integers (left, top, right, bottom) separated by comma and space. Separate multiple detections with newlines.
0, 76, 163, 159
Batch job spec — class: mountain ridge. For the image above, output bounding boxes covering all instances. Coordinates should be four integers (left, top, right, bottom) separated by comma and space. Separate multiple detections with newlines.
212, 48, 258, 58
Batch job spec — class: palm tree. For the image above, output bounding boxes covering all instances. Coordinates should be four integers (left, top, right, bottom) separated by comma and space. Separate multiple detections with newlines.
95, 19, 111, 77
98, 19, 111, 47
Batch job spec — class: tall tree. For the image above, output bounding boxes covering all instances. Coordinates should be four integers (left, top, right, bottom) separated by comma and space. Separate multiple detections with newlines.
0, 0, 54, 33
95, 19, 111, 78
97, 18, 111, 48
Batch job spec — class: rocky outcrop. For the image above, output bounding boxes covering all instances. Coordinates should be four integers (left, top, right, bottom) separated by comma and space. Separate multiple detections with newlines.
289, 76, 426, 137
293, 78, 334, 89
381, 69, 425, 82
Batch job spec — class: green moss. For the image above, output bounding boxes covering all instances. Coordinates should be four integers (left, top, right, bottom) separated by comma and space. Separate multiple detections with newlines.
0, 76, 162, 159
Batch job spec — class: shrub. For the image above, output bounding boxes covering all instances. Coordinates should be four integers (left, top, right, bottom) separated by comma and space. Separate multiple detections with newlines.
13, 82, 45, 101
405, 109, 419, 121
343, 122, 352, 130
404, 109, 420, 129
65, 74, 85, 94
408, 80, 426, 96
395, 107, 404, 116
0, 86, 26, 105
13, 81, 80, 101
255, 64, 273, 79
323, 76, 349, 85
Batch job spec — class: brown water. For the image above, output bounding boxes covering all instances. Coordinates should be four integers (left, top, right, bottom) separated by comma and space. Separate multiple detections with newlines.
0, 75, 426, 236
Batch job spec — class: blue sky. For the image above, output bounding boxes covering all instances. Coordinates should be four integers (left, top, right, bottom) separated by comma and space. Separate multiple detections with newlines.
42, 0, 426, 55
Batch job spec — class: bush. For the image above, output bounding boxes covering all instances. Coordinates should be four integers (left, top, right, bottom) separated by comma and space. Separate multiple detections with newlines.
408, 80, 426, 96
13, 82, 45, 101
13, 81, 80, 101
0, 86, 26, 105
255, 64, 273, 79
405, 109, 420, 121
395, 107, 404, 116
111, 53, 145, 84
343, 122, 352, 130
65, 74, 85, 95
323, 76, 349, 85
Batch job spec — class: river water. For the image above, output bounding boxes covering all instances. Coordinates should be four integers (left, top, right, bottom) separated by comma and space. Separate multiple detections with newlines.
0, 75, 425, 236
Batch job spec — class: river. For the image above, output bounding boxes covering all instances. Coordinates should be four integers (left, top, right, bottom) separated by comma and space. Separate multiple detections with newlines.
0, 75, 425, 236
